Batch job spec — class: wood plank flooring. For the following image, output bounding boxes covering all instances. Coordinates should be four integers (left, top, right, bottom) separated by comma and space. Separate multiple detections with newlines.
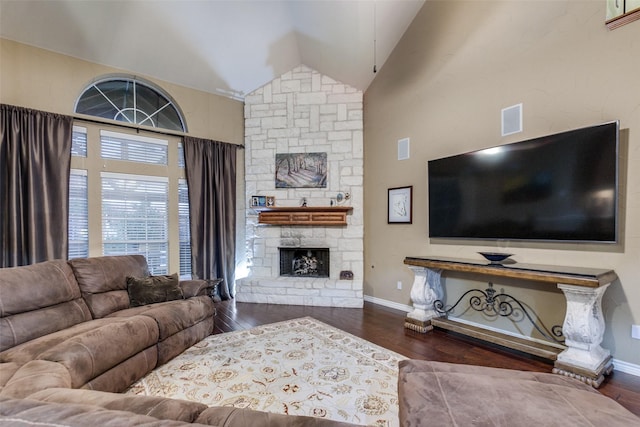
213, 299, 640, 417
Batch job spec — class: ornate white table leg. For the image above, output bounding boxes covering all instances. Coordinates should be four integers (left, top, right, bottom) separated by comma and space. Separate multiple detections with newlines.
553, 282, 613, 388
405, 266, 443, 333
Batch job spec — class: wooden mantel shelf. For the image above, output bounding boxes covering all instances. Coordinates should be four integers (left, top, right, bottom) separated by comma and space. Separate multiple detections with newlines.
255, 206, 353, 226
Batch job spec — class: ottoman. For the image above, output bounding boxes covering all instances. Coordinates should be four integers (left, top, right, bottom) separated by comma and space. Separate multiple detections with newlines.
397, 360, 639, 426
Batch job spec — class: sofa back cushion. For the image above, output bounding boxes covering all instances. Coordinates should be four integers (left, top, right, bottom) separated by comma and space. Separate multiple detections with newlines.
69, 255, 149, 318
0, 260, 92, 352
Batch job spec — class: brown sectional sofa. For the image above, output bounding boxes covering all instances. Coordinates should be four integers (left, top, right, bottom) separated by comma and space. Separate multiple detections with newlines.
0, 255, 215, 397
0, 255, 355, 426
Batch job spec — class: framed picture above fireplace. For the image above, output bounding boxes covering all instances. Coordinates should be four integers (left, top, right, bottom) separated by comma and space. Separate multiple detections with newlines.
275, 152, 327, 188
388, 186, 413, 224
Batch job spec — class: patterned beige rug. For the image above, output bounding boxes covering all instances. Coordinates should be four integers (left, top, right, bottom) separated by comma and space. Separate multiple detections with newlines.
126, 317, 406, 426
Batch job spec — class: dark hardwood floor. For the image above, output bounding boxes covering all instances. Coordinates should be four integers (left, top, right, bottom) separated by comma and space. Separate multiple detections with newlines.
213, 299, 640, 417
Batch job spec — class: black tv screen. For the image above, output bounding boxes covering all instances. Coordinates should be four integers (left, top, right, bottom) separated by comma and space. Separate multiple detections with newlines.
428, 121, 619, 243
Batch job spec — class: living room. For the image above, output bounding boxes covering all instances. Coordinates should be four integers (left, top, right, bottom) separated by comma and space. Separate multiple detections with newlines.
1, 0, 639, 425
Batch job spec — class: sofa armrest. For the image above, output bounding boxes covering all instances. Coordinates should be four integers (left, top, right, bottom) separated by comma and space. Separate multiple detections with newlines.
28, 388, 207, 423
180, 279, 220, 298
0, 396, 211, 426
197, 406, 358, 427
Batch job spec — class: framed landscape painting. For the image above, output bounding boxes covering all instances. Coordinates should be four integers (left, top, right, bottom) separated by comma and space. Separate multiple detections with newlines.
275, 152, 327, 188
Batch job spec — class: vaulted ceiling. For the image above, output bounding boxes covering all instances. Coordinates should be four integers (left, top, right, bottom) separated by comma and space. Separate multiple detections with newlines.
0, 0, 424, 100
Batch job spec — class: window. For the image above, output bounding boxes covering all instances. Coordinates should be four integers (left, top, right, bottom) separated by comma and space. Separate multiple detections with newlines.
102, 173, 169, 274
75, 76, 186, 132
71, 75, 189, 275
178, 179, 191, 278
69, 126, 191, 277
101, 130, 168, 165
68, 169, 88, 259
69, 125, 89, 260
72, 126, 87, 157
178, 142, 186, 169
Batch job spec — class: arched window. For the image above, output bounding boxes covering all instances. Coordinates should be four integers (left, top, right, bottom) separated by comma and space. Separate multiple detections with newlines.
70, 75, 191, 276
75, 76, 187, 132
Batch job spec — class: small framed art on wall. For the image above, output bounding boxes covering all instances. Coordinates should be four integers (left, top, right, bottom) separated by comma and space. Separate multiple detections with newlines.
388, 186, 412, 224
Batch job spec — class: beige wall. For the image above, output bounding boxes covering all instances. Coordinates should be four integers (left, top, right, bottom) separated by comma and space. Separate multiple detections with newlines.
0, 38, 247, 282
364, 1, 640, 365
0, 39, 244, 144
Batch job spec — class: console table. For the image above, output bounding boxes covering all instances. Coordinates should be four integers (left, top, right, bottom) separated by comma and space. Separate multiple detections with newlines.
403, 256, 617, 387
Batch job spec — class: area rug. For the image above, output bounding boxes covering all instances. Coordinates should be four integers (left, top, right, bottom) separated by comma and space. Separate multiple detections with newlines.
126, 317, 406, 426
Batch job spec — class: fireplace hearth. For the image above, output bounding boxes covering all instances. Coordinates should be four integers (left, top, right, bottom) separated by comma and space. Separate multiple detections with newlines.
279, 247, 329, 278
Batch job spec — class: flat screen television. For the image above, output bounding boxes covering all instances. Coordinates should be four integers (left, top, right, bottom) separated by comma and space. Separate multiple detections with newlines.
428, 121, 619, 243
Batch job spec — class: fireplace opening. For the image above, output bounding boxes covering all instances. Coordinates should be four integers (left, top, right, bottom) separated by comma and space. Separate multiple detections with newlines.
279, 247, 329, 278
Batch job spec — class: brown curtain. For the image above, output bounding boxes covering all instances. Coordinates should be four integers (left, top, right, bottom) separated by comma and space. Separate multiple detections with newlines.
183, 136, 239, 299
1, 104, 73, 267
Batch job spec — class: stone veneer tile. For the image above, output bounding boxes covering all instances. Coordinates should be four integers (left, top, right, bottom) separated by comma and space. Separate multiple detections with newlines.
238, 65, 363, 308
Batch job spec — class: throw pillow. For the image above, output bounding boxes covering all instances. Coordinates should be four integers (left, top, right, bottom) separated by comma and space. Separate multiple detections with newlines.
127, 273, 184, 307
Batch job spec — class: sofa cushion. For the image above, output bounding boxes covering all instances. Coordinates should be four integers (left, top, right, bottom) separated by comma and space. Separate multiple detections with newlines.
81, 346, 158, 393
36, 316, 159, 389
127, 273, 183, 307
0, 360, 72, 399
0, 316, 159, 390
156, 318, 214, 366
107, 297, 214, 341
69, 255, 149, 318
0, 260, 92, 352
398, 360, 640, 427
0, 318, 131, 364
0, 362, 20, 388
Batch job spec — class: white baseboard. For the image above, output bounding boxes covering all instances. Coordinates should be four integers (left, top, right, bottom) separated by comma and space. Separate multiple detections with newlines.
364, 295, 640, 378
364, 295, 412, 313
612, 358, 640, 377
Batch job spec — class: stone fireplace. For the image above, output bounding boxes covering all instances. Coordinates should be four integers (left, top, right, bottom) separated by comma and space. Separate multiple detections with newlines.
235, 65, 363, 308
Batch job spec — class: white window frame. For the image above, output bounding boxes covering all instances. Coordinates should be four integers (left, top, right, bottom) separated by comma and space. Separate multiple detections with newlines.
69, 124, 189, 276
74, 75, 187, 132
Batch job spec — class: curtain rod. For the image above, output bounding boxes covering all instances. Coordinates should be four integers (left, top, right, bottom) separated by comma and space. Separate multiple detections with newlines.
73, 115, 245, 149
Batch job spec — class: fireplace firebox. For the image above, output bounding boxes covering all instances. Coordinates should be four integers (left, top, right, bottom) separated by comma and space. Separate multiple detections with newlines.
279, 247, 329, 278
